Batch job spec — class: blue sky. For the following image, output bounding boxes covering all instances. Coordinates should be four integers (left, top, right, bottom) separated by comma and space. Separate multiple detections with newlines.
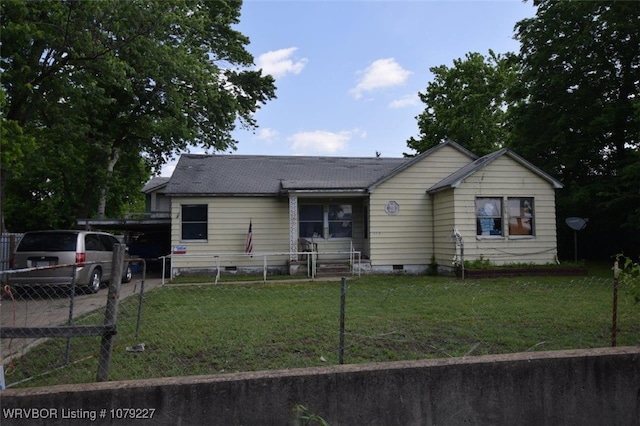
161, 0, 536, 176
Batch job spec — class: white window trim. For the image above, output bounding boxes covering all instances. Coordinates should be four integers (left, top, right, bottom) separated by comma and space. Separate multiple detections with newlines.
475, 197, 504, 239
475, 196, 537, 240
180, 204, 208, 242
507, 197, 536, 239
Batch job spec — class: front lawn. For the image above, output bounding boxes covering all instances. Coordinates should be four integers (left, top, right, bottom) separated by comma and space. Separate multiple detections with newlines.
4, 273, 638, 388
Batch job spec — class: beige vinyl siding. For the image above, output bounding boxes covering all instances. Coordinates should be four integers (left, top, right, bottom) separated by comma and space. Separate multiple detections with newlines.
452, 156, 559, 265
369, 146, 473, 267
432, 190, 457, 268
170, 197, 290, 271
155, 193, 171, 212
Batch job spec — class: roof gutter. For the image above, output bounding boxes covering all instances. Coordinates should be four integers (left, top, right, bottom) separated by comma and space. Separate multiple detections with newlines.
282, 189, 368, 198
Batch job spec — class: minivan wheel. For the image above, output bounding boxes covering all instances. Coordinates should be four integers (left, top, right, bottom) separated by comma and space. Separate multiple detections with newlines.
85, 268, 102, 294
122, 264, 132, 283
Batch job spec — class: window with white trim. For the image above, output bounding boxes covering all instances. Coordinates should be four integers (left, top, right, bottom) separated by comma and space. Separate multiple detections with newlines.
181, 204, 207, 240
508, 197, 534, 236
476, 198, 503, 236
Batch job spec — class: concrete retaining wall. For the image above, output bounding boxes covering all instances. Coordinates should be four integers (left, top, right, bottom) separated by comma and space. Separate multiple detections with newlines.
1, 347, 638, 425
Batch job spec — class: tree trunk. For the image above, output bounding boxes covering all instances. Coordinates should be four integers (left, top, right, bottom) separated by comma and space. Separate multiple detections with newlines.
0, 162, 5, 232
96, 147, 120, 220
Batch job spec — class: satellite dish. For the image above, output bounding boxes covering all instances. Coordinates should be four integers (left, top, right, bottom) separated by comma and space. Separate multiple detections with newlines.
565, 217, 588, 231
565, 217, 589, 262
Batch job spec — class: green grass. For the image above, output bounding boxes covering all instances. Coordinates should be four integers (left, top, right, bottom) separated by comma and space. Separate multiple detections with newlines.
4, 272, 638, 389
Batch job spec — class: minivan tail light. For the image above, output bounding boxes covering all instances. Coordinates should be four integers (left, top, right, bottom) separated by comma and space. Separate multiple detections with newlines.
76, 252, 86, 266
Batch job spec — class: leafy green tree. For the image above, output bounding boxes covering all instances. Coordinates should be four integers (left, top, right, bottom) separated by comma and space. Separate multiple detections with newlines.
1, 0, 276, 230
0, 87, 35, 231
407, 50, 519, 156
508, 0, 639, 258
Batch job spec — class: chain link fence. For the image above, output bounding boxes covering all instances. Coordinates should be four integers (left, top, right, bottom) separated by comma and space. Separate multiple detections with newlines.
1, 258, 639, 389
1, 245, 140, 387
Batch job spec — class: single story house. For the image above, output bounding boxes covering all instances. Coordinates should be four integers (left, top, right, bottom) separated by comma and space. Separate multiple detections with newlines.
161, 140, 563, 276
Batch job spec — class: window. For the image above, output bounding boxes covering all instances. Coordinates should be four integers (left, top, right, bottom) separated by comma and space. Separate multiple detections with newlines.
299, 205, 323, 238
299, 203, 353, 239
99, 235, 116, 251
329, 204, 352, 238
508, 198, 534, 236
17, 232, 77, 252
476, 198, 503, 236
85, 234, 106, 251
182, 205, 207, 240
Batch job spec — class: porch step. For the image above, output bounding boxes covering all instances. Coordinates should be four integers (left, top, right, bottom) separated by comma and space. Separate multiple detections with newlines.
316, 263, 351, 277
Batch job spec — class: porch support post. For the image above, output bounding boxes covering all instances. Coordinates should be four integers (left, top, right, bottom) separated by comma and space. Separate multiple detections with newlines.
289, 195, 298, 261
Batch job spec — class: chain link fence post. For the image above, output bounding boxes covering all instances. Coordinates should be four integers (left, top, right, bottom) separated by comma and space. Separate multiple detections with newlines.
96, 244, 125, 382
339, 276, 346, 365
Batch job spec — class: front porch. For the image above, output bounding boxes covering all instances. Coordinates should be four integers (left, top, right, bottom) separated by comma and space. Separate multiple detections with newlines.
288, 195, 369, 264
289, 249, 370, 278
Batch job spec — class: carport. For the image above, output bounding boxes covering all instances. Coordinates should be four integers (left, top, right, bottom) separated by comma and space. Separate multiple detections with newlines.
77, 177, 172, 273
76, 216, 171, 274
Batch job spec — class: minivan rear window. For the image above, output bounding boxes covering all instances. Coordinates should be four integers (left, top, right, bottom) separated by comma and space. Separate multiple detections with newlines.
17, 233, 78, 252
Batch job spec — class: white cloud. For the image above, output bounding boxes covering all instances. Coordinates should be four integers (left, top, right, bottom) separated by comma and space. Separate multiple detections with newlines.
256, 47, 308, 79
257, 127, 279, 141
288, 129, 365, 155
350, 58, 412, 100
389, 94, 419, 109
160, 163, 175, 177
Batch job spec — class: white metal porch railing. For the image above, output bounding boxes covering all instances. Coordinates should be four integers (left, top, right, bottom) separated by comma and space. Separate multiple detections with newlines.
159, 249, 362, 285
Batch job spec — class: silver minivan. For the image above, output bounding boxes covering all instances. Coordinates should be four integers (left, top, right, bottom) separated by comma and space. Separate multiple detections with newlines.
10, 230, 132, 293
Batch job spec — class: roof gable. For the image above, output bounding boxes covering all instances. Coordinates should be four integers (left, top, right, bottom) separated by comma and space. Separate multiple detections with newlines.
427, 148, 564, 193
367, 139, 478, 191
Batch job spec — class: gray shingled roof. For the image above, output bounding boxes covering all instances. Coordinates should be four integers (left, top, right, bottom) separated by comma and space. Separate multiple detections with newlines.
164, 154, 409, 195
141, 176, 170, 194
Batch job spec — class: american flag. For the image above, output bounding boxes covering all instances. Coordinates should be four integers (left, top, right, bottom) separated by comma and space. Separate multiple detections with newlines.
245, 220, 253, 255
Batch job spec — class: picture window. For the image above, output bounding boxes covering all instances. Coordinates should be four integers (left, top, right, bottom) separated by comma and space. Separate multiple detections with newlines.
299, 204, 353, 239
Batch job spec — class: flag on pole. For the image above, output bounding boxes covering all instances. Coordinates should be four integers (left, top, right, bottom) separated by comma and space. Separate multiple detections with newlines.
245, 220, 253, 255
